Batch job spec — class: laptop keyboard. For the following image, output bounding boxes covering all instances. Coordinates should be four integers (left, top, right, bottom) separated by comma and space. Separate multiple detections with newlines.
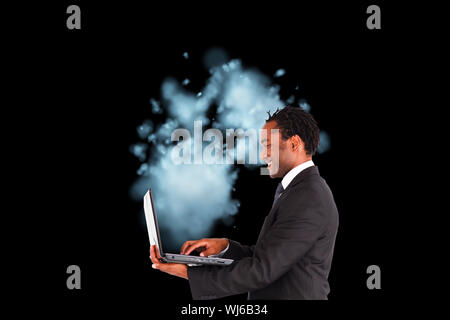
166, 253, 228, 263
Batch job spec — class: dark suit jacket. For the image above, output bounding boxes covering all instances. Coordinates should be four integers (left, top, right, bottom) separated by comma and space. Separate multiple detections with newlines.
187, 166, 339, 300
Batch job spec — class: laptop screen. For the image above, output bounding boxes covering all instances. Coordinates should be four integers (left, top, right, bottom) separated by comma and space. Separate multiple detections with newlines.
143, 189, 164, 256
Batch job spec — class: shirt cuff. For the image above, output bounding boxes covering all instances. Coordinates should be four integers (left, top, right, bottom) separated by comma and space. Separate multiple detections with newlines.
208, 242, 229, 258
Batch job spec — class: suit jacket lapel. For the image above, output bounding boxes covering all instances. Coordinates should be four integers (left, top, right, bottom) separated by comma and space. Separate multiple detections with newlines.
257, 166, 320, 242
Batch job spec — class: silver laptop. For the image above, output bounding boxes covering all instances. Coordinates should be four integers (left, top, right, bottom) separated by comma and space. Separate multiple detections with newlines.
143, 189, 233, 266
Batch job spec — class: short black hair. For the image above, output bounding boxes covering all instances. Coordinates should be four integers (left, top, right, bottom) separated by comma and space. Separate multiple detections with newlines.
266, 106, 320, 156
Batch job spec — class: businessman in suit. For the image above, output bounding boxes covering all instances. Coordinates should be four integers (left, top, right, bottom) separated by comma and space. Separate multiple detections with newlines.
150, 106, 339, 300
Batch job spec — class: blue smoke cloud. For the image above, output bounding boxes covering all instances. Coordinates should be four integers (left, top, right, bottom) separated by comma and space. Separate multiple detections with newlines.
130, 49, 330, 249
318, 131, 331, 154
274, 68, 286, 78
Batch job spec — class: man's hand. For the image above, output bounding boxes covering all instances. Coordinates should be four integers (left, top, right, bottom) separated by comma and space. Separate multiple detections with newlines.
180, 238, 229, 257
150, 245, 188, 280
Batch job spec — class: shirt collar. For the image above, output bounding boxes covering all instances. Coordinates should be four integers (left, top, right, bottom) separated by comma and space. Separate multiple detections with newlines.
281, 160, 315, 189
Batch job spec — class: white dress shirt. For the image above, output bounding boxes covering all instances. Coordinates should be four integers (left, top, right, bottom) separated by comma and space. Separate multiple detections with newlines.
281, 160, 315, 189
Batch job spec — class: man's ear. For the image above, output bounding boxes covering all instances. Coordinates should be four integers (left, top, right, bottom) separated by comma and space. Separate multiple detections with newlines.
291, 135, 302, 151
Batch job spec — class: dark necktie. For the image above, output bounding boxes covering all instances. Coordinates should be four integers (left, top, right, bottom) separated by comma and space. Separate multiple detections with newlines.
272, 182, 285, 208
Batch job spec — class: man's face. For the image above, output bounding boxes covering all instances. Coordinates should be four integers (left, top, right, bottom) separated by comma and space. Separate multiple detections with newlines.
260, 121, 293, 178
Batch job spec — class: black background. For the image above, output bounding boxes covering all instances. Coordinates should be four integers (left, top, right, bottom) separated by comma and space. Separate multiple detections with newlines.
17, 0, 414, 315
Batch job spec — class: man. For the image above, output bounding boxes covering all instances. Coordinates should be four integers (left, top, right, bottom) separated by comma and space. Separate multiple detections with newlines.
150, 106, 339, 300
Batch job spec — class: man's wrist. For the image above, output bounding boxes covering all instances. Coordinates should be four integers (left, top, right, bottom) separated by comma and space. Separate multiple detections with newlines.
208, 239, 230, 258
222, 238, 229, 250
